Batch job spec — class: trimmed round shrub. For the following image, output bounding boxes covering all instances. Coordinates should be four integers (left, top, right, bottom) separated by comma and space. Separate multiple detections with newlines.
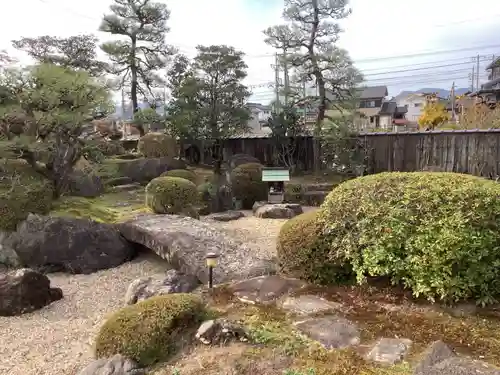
137, 132, 178, 159
277, 210, 352, 284
145, 176, 198, 216
161, 169, 197, 184
197, 182, 215, 215
94, 294, 205, 366
95, 140, 126, 156
318, 172, 500, 304
284, 183, 304, 204
230, 162, 267, 209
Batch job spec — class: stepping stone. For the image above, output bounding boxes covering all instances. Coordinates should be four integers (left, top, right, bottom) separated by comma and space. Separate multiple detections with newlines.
294, 315, 360, 349
366, 338, 412, 365
279, 295, 342, 315
229, 275, 306, 305
205, 210, 245, 222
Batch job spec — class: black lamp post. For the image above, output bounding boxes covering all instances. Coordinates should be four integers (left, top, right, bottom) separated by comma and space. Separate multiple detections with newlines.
205, 252, 219, 288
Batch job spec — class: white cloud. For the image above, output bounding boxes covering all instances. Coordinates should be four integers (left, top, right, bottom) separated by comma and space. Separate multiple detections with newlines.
1, 0, 500, 101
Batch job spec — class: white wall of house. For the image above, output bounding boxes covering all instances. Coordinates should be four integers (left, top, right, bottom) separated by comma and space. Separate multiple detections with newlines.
379, 115, 392, 129
396, 94, 425, 122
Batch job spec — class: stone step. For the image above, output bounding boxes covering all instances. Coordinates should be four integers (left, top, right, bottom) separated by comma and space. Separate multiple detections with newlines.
108, 183, 142, 193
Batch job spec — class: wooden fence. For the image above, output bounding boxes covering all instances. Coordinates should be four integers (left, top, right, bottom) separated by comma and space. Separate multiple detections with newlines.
359, 129, 500, 178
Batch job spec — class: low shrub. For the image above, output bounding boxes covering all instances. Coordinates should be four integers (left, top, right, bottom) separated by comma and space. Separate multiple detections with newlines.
277, 210, 352, 284
161, 169, 197, 184
94, 294, 205, 366
137, 132, 178, 159
318, 172, 500, 304
230, 162, 267, 209
0, 161, 53, 231
94, 140, 126, 156
145, 176, 198, 217
284, 183, 304, 204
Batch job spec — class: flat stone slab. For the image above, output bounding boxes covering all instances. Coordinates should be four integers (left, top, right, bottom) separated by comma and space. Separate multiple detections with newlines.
294, 315, 360, 349
205, 211, 245, 222
119, 214, 275, 284
279, 295, 342, 315
229, 275, 307, 305
366, 338, 412, 365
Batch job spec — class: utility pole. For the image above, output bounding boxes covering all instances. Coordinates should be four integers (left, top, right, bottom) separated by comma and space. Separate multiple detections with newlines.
476, 54, 480, 91
470, 65, 475, 92
274, 52, 281, 113
450, 81, 456, 122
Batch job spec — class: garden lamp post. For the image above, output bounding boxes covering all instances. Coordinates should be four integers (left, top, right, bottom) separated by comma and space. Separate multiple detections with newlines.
205, 252, 219, 289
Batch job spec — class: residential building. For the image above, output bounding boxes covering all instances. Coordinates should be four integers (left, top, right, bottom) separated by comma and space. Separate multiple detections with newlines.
246, 102, 272, 135
473, 57, 500, 107
395, 93, 426, 122
357, 86, 388, 129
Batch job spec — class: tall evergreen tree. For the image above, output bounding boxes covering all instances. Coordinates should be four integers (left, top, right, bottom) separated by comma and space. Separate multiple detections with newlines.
100, 0, 174, 121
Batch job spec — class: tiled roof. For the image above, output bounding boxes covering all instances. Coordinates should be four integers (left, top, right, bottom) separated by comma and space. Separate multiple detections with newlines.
359, 86, 388, 99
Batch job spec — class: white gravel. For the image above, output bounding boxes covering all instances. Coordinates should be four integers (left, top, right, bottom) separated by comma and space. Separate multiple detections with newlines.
0, 212, 311, 375
0, 253, 170, 375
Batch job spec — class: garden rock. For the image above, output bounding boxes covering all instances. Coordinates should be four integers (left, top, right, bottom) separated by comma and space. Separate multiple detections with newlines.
229, 275, 306, 305
366, 338, 412, 365
9, 214, 136, 274
412, 340, 500, 375
118, 214, 275, 284
205, 210, 245, 222
77, 354, 145, 375
294, 315, 360, 349
124, 269, 200, 305
117, 157, 186, 184
0, 268, 63, 316
196, 319, 248, 345
0, 231, 20, 267
254, 203, 303, 219
68, 171, 104, 198
279, 295, 342, 315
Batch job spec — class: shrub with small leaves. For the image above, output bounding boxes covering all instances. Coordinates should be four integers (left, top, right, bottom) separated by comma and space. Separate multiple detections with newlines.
230, 162, 267, 209
94, 294, 205, 366
277, 210, 352, 284
161, 169, 197, 184
145, 176, 198, 217
137, 132, 178, 159
318, 171, 500, 305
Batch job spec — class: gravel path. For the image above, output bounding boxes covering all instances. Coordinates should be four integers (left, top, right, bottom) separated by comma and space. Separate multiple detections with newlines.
0, 213, 301, 375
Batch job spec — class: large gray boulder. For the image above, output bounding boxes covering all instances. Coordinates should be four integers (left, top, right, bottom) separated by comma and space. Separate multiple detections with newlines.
0, 268, 63, 316
118, 214, 275, 284
8, 214, 136, 274
117, 157, 186, 184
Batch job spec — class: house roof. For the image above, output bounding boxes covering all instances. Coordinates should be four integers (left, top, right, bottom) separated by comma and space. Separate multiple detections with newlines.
396, 106, 407, 114
247, 102, 271, 111
359, 86, 388, 99
486, 57, 500, 70
379, 101, 397, 115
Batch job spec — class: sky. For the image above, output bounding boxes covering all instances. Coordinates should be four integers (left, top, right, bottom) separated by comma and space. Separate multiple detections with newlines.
1, 0, 500, 104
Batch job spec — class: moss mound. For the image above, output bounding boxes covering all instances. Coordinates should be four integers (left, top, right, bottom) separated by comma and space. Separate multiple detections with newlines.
145, 176, 198, 217
137, 132, 177, 159
277, 210, 352, 284
318, 171, 500, 304
161, 169, 197, 184
230, 162, 267, 209
0, 160, 53, 231
94, 294, 205, 366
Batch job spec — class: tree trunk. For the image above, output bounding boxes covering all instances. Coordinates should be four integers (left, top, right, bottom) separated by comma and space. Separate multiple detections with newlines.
130, 37, 139, 115
211, 138, 226, 213
49, 139, 81, 198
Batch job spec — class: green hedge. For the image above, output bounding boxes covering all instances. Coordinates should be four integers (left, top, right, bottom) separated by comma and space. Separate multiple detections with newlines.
145, 176, 198, 217
137, 132, 177, 159
230, 162, 267, 209
161, 169, 197, 184
277, 210, 352, 284
318, 171, 500, 304
94, 294, 205, 366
